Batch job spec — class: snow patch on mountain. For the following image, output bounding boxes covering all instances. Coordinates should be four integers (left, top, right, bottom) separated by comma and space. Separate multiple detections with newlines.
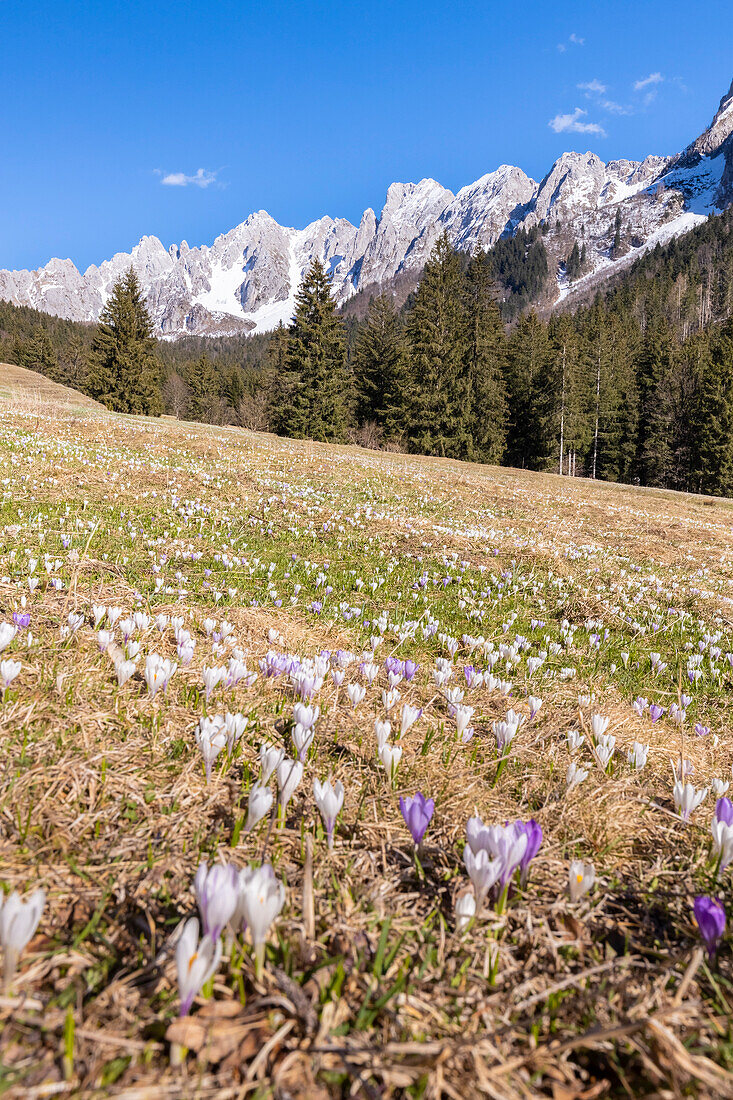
1, 79, 732, 335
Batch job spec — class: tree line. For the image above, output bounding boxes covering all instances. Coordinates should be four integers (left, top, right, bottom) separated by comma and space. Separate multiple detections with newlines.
5, 205, 733, 495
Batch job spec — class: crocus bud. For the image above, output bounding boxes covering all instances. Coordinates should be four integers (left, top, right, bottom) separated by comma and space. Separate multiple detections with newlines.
193, 861, 239, 940
693, 896, 726, 959
454, 890, 476, 932
0, 888, 46, 989
399, 792, 434, 846
240, 864, 286, 978
245, 783, 273, 833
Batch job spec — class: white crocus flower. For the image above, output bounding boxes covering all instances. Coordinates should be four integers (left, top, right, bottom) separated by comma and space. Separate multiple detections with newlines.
492, 709, 524, 754
626, 741, 649, 770
590, 714, 610, 740
293, 702, 319, 729
673, 780, 708, 821
0, 623, 18, 653
245, 783, 273, 832
201, 664, 227, 702
568, 861, 595, 903
712, 778, 730, 798
712, 818, 733, 871
454, 890, 477, 932
292, 723, 315, 761
195, 717, 227, 784
313, 779, 345, 849
463, 845, 501, 912
379, 743, 402, 785
374, 719, 391, 750
97, 629, 114, 651
224, 712, 248, 756
175, 917, 222, 1017
566, 762, 589, 791
566, 730, 585, 752
144, 654, 176, 699
528, 696, 542, 719
276, 757, 304, 814
0, 888, 45, 988
346, 683, 366, 708
453, 704, 474, 738
240, 864, 286, 977
115, 658, 137, 687
193, 861, 240, 940
382, 688, 400, 712
595, 734, 616, 770
92, 604, 107, 627
400, 704, 422, 737
259, 743, 285, 785
0, 660, 21, 689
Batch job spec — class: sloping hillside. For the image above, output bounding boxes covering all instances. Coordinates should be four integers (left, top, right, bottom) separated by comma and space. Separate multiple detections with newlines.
1, 382, 733, 1096
0, 361, 105, 414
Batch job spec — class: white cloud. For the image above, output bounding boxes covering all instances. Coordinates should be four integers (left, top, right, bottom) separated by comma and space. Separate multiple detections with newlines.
578, 80, 607, 96
558, 32, 584, 51
634, 72, 663, 91
549, 107, 606, 137
601, 98, 632, 115
159, 168, 218, 188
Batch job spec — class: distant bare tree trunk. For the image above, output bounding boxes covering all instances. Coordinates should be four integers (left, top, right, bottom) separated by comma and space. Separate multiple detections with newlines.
162, 372, 191, 419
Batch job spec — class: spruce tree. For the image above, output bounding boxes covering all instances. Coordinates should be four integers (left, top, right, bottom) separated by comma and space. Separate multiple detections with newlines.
273, 261, 350, 442
464, 249, 507, 464
504, 313, 555, 469
353, 294, 409, 442
13, 327, 59, 381
692, 322, 733, 495
406, 233, 469, 458
634, 321, 675, 487
184, 354, 221, 422
88, 268, 162, 415
565, 242, 582, 282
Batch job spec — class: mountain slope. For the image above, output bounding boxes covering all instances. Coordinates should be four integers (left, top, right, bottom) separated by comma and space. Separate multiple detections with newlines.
2, 81, 732, 338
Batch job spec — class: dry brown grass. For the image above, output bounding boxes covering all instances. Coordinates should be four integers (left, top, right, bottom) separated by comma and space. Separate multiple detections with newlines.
1, 367, 733, 1097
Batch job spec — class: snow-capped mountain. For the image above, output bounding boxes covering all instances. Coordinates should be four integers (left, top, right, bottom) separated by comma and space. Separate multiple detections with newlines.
2, 79, 732, 337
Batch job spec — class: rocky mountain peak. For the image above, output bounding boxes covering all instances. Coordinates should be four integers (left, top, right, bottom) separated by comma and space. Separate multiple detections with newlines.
1, 79, 732, 336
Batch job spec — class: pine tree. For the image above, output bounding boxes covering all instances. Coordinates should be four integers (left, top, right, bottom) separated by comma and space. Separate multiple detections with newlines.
691, 323, 733, 495
463, 249, 507, 463
353, 294, 409, 442
548, 315, 592, 474
272, 261, 350, 442
184, 354, 221, 422
504, 313, 555, 469
406, 234, 469, 458
634, 321, 675, 487
612, 207, 623, 259
13, 327, 59, 380
87, 268, 162, 415
565, 242, 582, 282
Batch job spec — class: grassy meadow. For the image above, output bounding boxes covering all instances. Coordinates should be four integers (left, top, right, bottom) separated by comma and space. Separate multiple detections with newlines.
2, 364, 733, 1098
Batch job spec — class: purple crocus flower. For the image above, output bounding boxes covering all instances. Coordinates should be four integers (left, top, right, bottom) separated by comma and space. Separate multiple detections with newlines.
12, 612, 30, 629
694, 896, 726, 959
399, 792, 434, 846
519, 820, 543, 869
403, 660, 419, 681
649, 704, 665, 723
515, 819, 543, 884
715, 798, 733, 826
694, 723, 710, 737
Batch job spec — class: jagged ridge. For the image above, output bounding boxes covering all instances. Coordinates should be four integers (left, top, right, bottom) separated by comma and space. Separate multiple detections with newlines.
2, 81, 733, 338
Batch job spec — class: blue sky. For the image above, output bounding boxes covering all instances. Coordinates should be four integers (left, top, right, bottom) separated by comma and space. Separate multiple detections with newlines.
1, 0, 731, 272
